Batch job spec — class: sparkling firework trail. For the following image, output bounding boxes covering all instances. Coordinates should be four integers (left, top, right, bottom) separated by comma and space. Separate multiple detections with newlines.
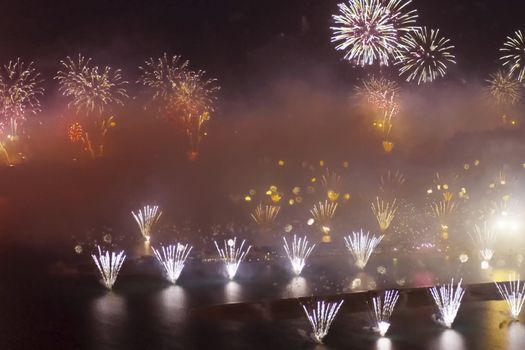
152, 243, 192, 284
396, 27, 456, 84
371, 289, 400, 336
495, 274, 525, 319
310, 200, 338, 234
371, 197, 398, 232
283, 235, 316, 275
500, 30, 525, 82
331, 0, 398, 66
344, 230, 384, 269
486, 70, 521, 106
469, 221, 496, 262
91, 245, 126, 290
250, 204, 280, 229
131, 205, 162, 242
429, 278, 465, 328
214, 237, 251, 280
384, 0, 418, 32
55, 54, 128, 115
320, 168, 342, 202
0, 59, 44, 138
302, 300, 344, 343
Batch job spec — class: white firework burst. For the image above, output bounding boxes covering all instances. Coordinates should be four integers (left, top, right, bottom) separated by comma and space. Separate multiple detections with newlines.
302, 299, 344, 343
468, 221, 497, 263
131, 205, 162, 242
91, 245, 126, 290
344, 230, 384, 269
500, 30, 525, 82
283, 235, 316, 276
371, 289, 400, 336
429, 278, 465, 328
152, 243, 192, 284
214, 237, 251, 280
495, 274, 525, 320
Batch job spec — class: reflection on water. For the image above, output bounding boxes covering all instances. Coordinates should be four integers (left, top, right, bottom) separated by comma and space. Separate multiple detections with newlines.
158, 285, 187, 324
347, 272, 377, 292
283, 277, 309, 298
508, 322, 525, 350
91, 292, 126, 347
431, 330, 465, 350
376, 337, 392, 350
225, 281, 242, 303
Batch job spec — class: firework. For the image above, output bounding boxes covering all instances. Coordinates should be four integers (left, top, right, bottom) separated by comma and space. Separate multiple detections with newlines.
131, 205, 162, 242
302, 300, 344, 343
486, 70, 521, 106
380, 169, 405, 194
371, 197, 398, 232
250, 204, 280, 229
68, 122, 85, 143
152, 243, 192, 284
500, 30, 525, 82
55, 54, 128, 115
344, 230, 384, 269
310, 200, 338, 235
396, 27, 455, 84
469, 222, 496, 263
331, 0, 398, 66
91, 245, 126, 290
0, 59, 44, 138
384, 0, 418, 32
214, 237, 251, 280
283, 235, 316, 275
495, 274, 525, 319
371, 289, 400, 336
138, 54, 219, 159
321, 168, 343, 202
355, 75, 400, 111
429, 279, 465, 328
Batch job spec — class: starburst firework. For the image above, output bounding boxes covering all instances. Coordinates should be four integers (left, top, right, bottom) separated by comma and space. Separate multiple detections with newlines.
152, 243, 192, 284
344, 230, 384, 269
302, 299, 344, 343
500, 30, 525, 82
371, 289, 400, 336
396, 27, 455, 84
486, 70, 521, 106
283, 235, 316, 275
495, 274, 525, 319
429, 278, 465, 328
131, 205, 162, 242
214, 237, 251, 280
91, 245, 126, 290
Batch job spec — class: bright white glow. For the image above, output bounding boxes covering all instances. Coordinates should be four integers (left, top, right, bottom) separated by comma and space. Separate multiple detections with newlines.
376, 337, 392, 350
344, 230, 384, 269
91, 245, 126, 290
283, 235, 316, 275
481, 260, 490, 270
302, 300, 344, 343
495, 274, 525, 319
469, 222, 496, 262
434, 329, 466, 350
284, 276, 309, 298
429, 279, 465, 328
131, 205, 162, 242
152, 243, 192, 284
214, 237, 251, 280
371, 290, 400, 336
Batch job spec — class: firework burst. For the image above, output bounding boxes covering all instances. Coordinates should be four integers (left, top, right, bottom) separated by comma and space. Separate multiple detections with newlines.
91, 245, 126, 290
500, 30, 525, 82
283, 235, 316, 275
396, 27, 456, 84
355, 75, 400, 111
250, 204, 280, 229
370, 289, 400, 336
55, 54, 128, 116
152, 243, 192, 284
310, 200, 338, 235
486, 70, 521, 106
131, 205, 162, 243
469, 221, 496, 263
429, 278, 465, 328
302, 299, 344, 343
344, 230, 384, 269
495, 274, 525, 319
320, 168, 343, 202
214, 237, 251, 280
371, 197, 398, 232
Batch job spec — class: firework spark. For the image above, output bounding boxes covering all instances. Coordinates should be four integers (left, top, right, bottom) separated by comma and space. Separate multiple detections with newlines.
331, 0, 398, 66
500, 30, 525, 82
355, 75, 400, 111
371, 197, 398, 232
495, 274, 525, 319
344, 230, 384, 269
152, 243, 192, 284
380, 169, 405, 194
0, 59, 44, 138
91, 245, 126, 290
429, 279, 465, 328
302, 300, 344, 343
396, 27, 456, 84
214, 237, 251, 280
283, 235, 316, 275
321, 168, 343, 202
131, 205, 162, 243
486, 70, 521, 106
371, 289, 400, 336
55, 54, 128, 115
250, 204, 280, 229
469, 221, 496, 263
310, 200, 338, 235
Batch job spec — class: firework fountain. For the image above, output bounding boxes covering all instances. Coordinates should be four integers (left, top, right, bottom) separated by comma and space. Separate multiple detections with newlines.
370, 289, 400, 336
344, 230, 384, 269
495, 274, 525, 320
429, 279, 465, 328
469, 221, 496, 268
214, 237, 251, 280
91, 246, 126, 290
152, 243, 193, 284
283, 235, 316, 276
371, 197, 398, 232
131, 205, 162, 243
302, 299, 344, 344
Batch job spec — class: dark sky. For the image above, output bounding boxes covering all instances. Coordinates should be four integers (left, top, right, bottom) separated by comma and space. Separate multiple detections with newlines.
1, 0, 525, 99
